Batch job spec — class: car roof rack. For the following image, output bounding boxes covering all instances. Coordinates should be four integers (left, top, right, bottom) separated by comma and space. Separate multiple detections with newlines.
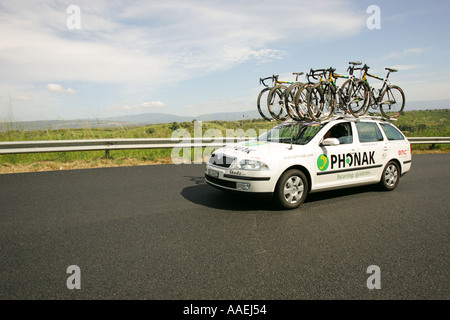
281, 114, 397, 125
330, 114, 397, 122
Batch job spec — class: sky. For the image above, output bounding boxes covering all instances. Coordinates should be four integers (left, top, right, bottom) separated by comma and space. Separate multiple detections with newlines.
1, 0, 450, 121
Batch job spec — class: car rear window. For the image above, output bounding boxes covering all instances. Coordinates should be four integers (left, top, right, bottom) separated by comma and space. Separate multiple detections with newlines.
379, 123, 405, 140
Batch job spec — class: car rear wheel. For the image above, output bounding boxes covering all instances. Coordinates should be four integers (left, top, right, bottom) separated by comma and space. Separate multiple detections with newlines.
379, 161, 400, 191
275, 169, 308, 209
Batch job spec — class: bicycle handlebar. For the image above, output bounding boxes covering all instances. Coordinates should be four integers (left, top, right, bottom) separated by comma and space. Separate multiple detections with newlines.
259, 75, 279, 87
309, 68, 327, 80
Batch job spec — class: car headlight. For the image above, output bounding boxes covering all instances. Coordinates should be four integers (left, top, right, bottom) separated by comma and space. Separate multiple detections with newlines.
235, 159, 269, 171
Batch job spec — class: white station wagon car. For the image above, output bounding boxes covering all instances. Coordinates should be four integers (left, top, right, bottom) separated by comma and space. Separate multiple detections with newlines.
205, 117, 412, 209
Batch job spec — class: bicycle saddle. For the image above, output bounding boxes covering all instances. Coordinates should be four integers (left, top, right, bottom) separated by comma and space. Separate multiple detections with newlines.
385, 68, 398, 72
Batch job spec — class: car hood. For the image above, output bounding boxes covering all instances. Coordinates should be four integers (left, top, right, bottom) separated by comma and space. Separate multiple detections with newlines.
216, 139, 302, 162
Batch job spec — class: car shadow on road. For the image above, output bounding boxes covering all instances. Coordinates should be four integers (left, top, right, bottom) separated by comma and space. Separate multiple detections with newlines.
304, 184, 382, 204
181, 176, 277, 211
181, 176, 384, 211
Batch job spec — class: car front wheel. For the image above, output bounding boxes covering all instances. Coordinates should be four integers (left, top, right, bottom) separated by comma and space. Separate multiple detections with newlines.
275, 169, 308, 209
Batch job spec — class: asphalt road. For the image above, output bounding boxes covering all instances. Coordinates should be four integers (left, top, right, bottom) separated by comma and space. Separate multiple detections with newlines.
0, 154, 449, 300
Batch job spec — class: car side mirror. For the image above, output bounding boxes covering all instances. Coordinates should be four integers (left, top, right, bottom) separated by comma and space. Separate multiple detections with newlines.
322, 138, 340, 146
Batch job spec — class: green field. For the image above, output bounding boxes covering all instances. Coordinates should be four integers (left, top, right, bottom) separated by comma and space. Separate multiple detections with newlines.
1, 110, 449, 173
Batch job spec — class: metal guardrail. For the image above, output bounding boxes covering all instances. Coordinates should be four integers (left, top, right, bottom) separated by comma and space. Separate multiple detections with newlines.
0, 137, 448, 156
0, 137, 252, 156
407, 137, 450, 144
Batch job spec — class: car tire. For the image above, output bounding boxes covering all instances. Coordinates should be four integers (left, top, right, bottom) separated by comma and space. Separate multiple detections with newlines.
379, 161, 400, 191
274, 169, 308, 209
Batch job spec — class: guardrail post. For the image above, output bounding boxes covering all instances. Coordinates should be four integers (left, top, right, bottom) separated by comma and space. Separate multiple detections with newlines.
105, 149, 110, 159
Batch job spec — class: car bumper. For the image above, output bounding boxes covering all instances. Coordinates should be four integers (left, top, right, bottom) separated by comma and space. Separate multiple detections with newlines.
204, 166, 275, 193
401, 159, 412, 175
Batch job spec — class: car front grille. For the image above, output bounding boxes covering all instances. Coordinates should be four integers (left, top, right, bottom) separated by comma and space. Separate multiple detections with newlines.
208, 153, 236, 168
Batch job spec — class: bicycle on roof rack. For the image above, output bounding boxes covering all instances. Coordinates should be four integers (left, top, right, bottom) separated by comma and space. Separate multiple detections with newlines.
257, 74, 304, 121
256, 61, 406, 122
335, 61, 371, 117
267, 72, 307, 121
305, 68, 336, 121
285, 71, 319, 121
257, 75, 278, 121
306, 63, 371, 121
360, 64, 405, 119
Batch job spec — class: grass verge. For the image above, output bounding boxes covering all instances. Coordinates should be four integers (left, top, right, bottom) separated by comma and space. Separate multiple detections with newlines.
1, 111, 449, 174
0, 147, 448, 175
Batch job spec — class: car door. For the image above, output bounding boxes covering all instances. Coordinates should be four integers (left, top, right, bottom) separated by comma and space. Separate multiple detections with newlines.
314, 121, 359, 190
378, 122, 412, 170
352, 121, 386, 182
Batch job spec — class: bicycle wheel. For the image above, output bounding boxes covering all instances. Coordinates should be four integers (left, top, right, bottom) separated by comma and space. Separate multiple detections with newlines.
341, 80, 370, 117
268, 85, 288, 121
379, 85, 405, 119
295, 83, 312, 120
257, 87, 276, 121
367, 87, 382, 116
308, 82, 335, 121
284, 82, 305, 120
337, 79, 351, 115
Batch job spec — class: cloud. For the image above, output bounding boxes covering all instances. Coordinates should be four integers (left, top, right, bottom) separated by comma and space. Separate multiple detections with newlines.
0, 0, 365, 88
183, 96, 254, 116
403, 48, 426, 55
389, 65, 422, 71
47, 83, 76, 94
384, 47, 429, 60
12, 95, 31, 101
107, 101, 166, 112
140, 101, 166, 109
0, 0, 368, 120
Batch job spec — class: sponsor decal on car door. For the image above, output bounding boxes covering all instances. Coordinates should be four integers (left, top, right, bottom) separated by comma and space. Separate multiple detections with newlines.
314, 122, 384, 189
314, 122, 360, 189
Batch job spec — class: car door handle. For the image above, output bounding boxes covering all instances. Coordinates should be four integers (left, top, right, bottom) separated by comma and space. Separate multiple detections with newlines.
383, 146, 389, 151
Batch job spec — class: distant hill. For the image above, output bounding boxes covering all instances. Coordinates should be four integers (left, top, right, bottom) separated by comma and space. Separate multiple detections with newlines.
197, 110, 261, 121
104, 110, 261, 124
1, 99, 449, 132
103, 112, 191, 124
405, 99, 450, 111
1, 110, 262, 131
0, 119, 138, 132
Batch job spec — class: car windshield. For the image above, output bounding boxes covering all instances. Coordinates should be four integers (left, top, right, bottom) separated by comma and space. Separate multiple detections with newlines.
258, 122, 325, 145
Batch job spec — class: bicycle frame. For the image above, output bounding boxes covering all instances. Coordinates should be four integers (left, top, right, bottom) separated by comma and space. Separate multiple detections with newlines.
361, 67, 392, 105
329, 69, 348, 94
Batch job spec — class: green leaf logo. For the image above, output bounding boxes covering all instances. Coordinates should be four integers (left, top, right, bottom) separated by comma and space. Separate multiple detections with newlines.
317, 154, 329, 171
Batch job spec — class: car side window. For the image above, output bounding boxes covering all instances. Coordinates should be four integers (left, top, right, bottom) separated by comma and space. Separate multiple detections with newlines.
323, 122, 353, 144
379, 123, 405, 140
355, 122, 384, 143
